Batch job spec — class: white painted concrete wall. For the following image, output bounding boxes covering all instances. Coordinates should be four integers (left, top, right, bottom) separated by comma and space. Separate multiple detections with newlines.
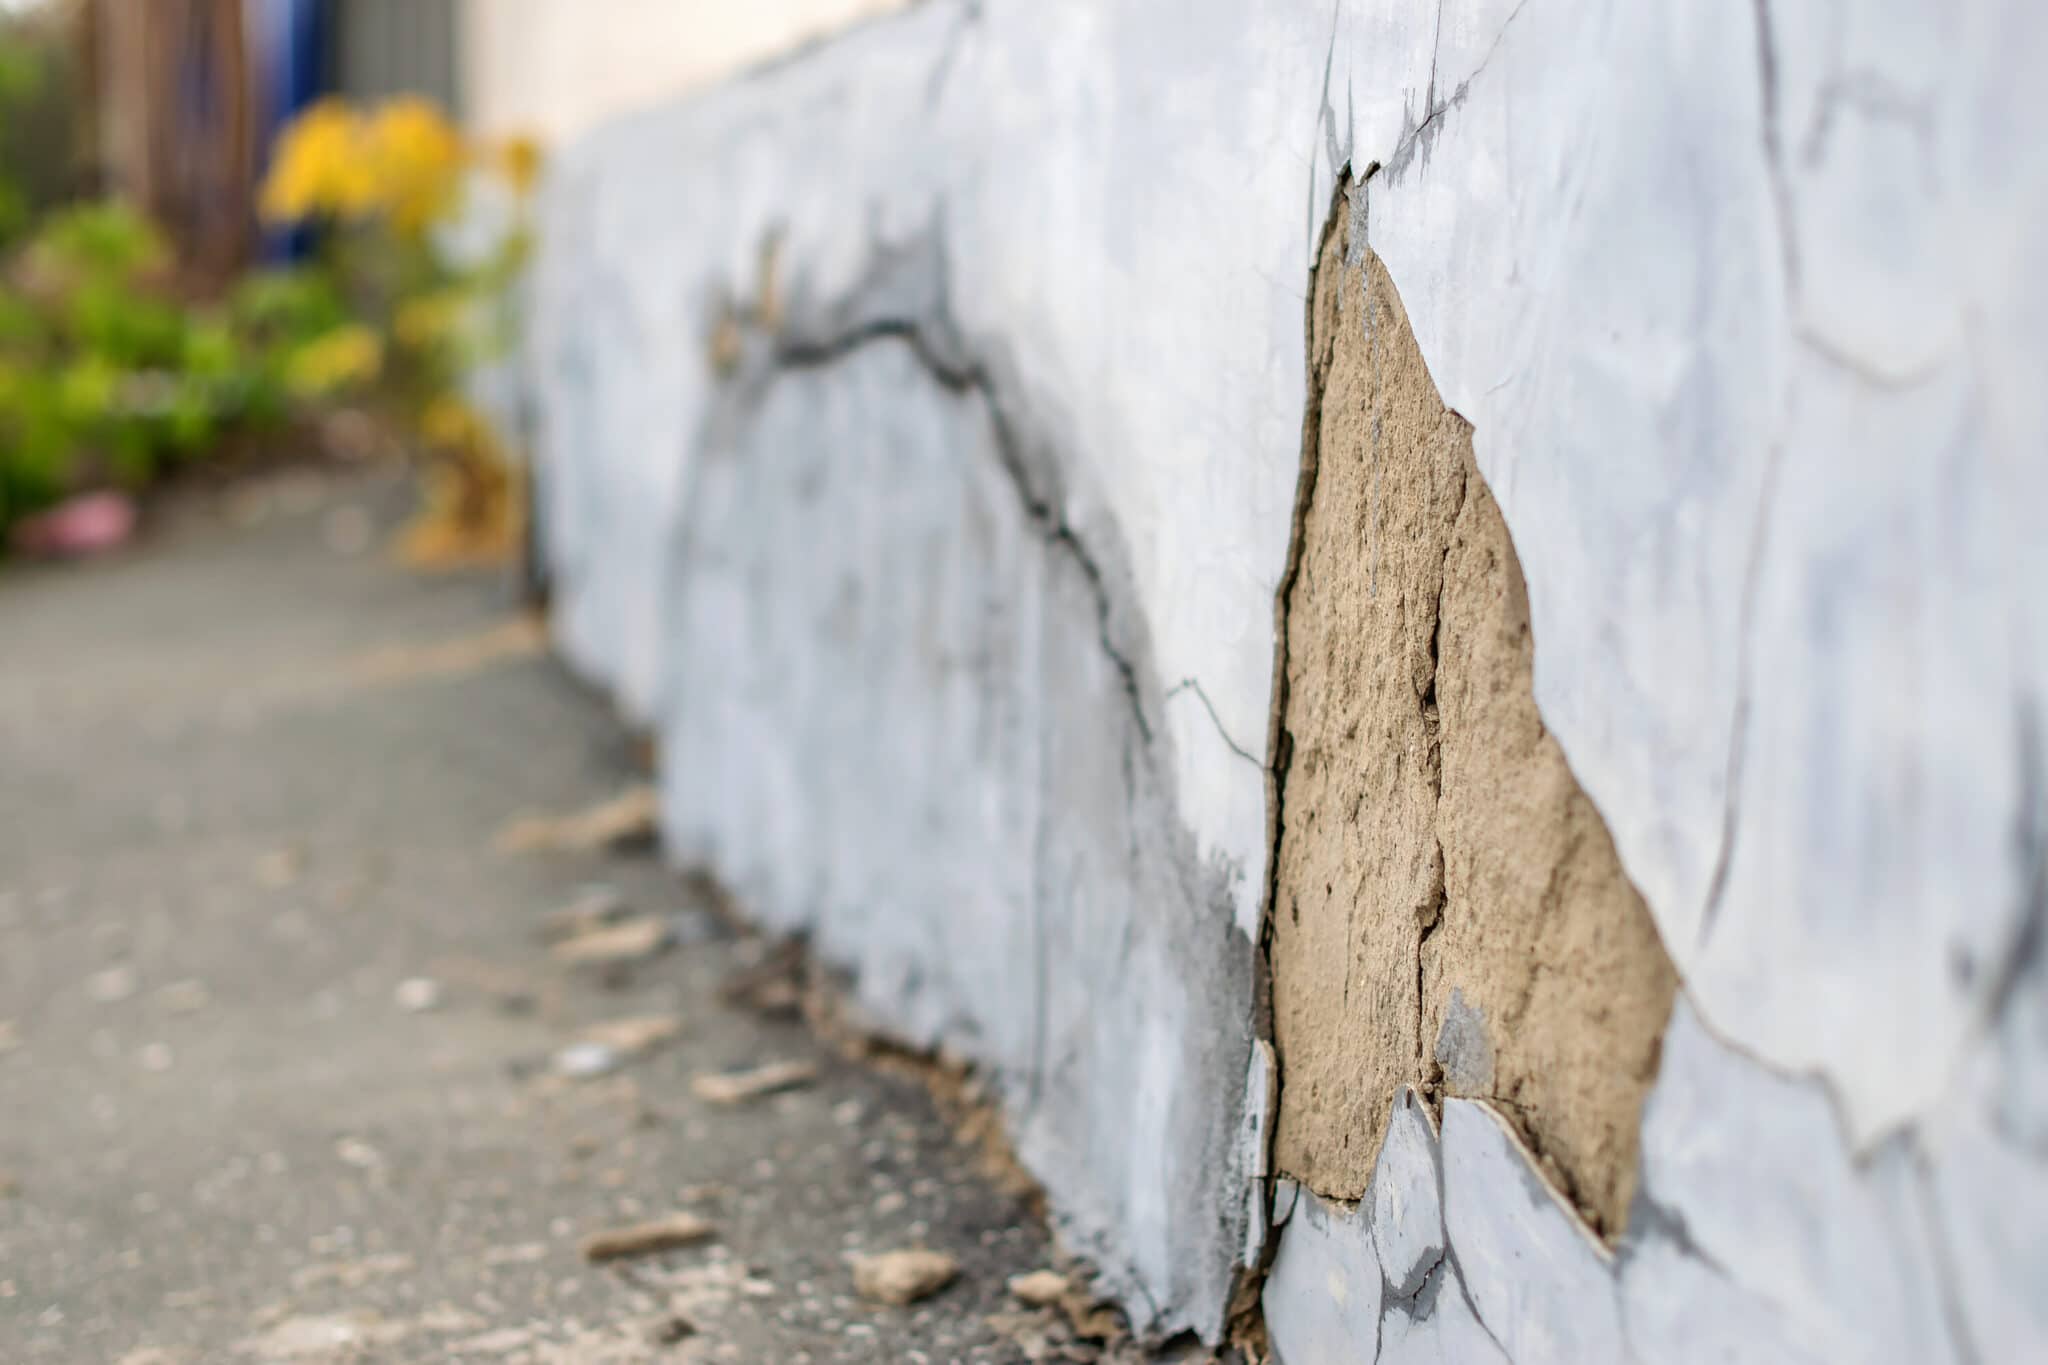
523, 0, 2048, 1356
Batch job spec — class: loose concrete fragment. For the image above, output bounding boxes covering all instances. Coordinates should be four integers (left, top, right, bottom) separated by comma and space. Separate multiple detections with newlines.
0, 1019, 17, 1052
554, 1043, 625, 1080
0, 1171, 17, 1197
1441, 1100, 1622, 1364
549, 918, 673, 970
395, 977, 443, 1013
579, 1212, 717, 1262
577, 1015, 684, 1058
333, 1137, 384, 1170
690, 1059, 818, 1105
1261, 1191, 1384, 1365
1008, 1270, 1070, 1307
1370, 1090, 1444, 1298
496, 786, 659, 855
850, 1249, 959, 1305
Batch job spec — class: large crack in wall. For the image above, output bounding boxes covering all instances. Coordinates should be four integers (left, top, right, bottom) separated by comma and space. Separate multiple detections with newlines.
1269, 182, 1679, 1237
660, 228, 1255, 1337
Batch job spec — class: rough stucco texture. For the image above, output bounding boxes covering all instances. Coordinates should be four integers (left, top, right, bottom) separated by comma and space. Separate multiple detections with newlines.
1271, 200, 1677, 1238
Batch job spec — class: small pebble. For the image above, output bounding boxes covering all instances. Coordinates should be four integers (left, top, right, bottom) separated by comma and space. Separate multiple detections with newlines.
849, 1249, 958, 1306
395, 978, 443, 1013
691, 1060, 818, 1106
89, 965, 140, 1004
579, 1211, 717, 1263
1007, 1269, 1070, 1307
553, 1043, 624, 1079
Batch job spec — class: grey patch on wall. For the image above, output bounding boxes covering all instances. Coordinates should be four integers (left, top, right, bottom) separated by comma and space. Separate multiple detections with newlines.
654, 225, 1257, 1340
1266, 177, 1679, 1238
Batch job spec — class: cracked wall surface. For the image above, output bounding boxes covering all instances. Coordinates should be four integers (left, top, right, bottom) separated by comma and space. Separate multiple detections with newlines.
523, 0, 2048, 1354
662, 290, 1255, 1336
1270, 194, 1678, 1238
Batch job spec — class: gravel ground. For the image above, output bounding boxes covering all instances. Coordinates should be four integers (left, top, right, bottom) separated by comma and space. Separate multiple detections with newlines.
0, 467, 1107, 1364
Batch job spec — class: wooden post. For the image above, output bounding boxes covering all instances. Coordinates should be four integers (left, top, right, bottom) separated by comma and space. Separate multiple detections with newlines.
93, 0, 254, 286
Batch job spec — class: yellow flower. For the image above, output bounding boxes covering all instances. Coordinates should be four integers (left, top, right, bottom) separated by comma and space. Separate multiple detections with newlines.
394, 290, 467, 350
259, 99, 376, 224
420, 394, 490, 450
286, 324, 383, 397
363, 97, 467, 235
498, 134, 545, 197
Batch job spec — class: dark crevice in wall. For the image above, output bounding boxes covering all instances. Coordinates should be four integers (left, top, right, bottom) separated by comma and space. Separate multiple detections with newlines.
764, 249, 1157, 750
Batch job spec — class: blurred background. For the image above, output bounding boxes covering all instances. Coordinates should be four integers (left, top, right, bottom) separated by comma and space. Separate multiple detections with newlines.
0, 0, 897, 566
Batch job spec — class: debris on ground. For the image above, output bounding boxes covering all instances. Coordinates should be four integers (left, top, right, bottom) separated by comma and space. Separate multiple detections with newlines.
88, 964, 141, 1004
496, 786, 659, 856
689, 1059, 818, 1106
849, 1249, 959, 1306
539, 889, 636, 948
0, 1019, 17, 1052
716, 938, 806, 1018
1008, 1269, 1071, 1307
553, 1042, 625, 1080
0, 1171, 18, 1197
394, 977, 444, 1013
1060, 1292, 1127, 1343
578, 1212, 717, 1263
548, 917, 673, 970
576, 1014, 684, 1058
334, 1137, 385, 1171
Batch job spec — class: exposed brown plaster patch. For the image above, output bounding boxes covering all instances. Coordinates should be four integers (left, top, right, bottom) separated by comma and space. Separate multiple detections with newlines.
1267, 181, 1678, 1238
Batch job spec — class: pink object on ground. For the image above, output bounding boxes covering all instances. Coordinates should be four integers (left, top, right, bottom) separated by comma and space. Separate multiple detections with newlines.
8, 491, 139, 559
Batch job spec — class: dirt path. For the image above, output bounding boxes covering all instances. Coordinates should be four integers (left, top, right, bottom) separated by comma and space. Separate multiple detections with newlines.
0, 468, 1074, 1363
